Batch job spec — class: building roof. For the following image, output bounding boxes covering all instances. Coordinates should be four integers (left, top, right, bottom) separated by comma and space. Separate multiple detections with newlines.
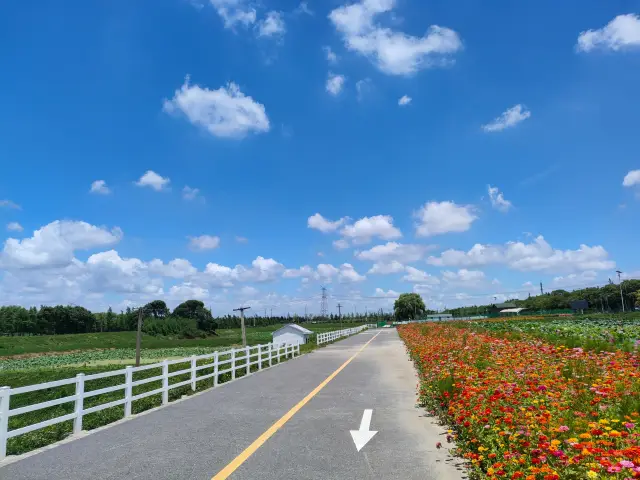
500, 307, 526, 313
272, 323, 313, 336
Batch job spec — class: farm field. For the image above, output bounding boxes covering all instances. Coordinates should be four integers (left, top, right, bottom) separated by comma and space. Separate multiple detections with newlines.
399, 321, 640, 479
457, 315, 640, 352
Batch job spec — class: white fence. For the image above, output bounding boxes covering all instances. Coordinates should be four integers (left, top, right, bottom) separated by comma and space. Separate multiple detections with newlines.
0, 342, 299, 460
316, 325, 368, 345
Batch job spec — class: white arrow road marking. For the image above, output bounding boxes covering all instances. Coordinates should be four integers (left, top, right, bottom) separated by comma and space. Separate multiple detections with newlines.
350, 409, 377, 452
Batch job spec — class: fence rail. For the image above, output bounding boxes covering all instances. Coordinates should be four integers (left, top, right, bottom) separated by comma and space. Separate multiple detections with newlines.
0, 342, 299, 460
316, 325, 368, 345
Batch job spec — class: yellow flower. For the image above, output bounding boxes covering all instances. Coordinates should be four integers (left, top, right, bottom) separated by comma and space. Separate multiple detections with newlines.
487, 468, 495, 475
567, 438, 578, 443
478, 447, 487, 452
598, 419, 609, 425
586, 471, 598, 479
551, 440, 561, 446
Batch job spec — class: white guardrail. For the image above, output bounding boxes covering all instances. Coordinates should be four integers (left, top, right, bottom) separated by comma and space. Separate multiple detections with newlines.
0, 342, 299, 460
316, 325, 368, 345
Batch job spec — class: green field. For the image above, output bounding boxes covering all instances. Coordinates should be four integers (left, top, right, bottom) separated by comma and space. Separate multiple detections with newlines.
0, 322, 363, 358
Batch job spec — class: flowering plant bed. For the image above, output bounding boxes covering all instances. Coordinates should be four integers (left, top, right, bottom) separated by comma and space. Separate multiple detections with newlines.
398, 323, 640, 479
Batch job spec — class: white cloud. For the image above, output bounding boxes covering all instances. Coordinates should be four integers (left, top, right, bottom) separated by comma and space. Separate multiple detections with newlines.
168, 283, 209, 302
148, 258, 197, 279
257, 11, 285, 38
402, 266, 440, 284
427, 235, 615, 274
6, 222, 23, 232
487, 185, 512, 212
412, 283, 437, 295
368, 261, 405, 275
341, 215, 401, 244
136, 171, 170, 191
188, 235, 221, 251
326, 72, 346, 96
577, 14, 640, 52
183, 186, 203, 201
163, 76, 270, 138
209, 0, 256, 29
333, 239, 350, 250
355, 78, 373, 101
85, 250, 163, 296
239, 285, 259, 296
283, 265, 317, 279
373, 288, 399, 298
398, 95, 412, 106
414, 201, 477, 237
202, 256, 284, 286
328, 0, 462, 76
323, 46, 338, 63
307, 213, 348, 233
0, 200, 21, 210
295, 2, 314, 16
338, 263, 366, 283
442, 269, 486, 287
552, 270, 598, 289
90, 180, 111, 195
1, 220, 123, 269
235, 236, 248, 243
356, 242, 432, 264
317, 263, 340, 280
482, 104, 531, 132
623, 169, 640, 187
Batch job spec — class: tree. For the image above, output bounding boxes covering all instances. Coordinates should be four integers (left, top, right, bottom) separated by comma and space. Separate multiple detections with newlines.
143, 300, 169, 319
173, 300, 218, 333
394, 293, 426, 320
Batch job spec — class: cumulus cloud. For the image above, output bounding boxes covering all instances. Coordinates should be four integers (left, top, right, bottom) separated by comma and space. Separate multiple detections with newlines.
90, 180, 111, 195
441, 269, 486, 287
356, 241, 433, 264
283, 265, 318, 279
414, 201, 477, 237
202, 256, 284, 286
367, 261, 405, 275
402, 266, 440, 284
1, 220, 123, 269
338, 263, 366, 283
148, 258, 197, 278
373, 288, 399, 298
183, 186, 203, 201
326, 72, 346, 96
163, 76, 270, 138
552, 270, 598, 289
0, 200, 21, 210
6, 222, 23, 232
398, 95, 412, 106
317, 263, 340, 280
577, 14, 640, 52
209, 0, 256, 29
328, 0, 462, 76
333, 239, 350, 250
307, 213, 349, 233
323, 46, 338, 63
623, 169, 640, 187
136, 171, 170, 191
257, 11, 285, 38
427, 236, 615, 274
188, 235, 221, 251
487, 185, 512, 212
341, 215, 401, 244
482, 104, 531, 132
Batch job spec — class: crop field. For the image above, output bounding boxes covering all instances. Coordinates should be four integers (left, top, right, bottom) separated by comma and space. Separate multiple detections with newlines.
399, 321, 640, 479
456, 315, 640, 352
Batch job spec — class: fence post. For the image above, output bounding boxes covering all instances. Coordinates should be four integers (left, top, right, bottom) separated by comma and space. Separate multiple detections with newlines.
246, 346, 251, 376
268, 344, 273, 367
258, 345, 262, 370
231, 349, 236, 380
124, 366, 132, 417
213, 352, 219, 387
162, 360, 169, 405
190, 355, 197, 391
0, 386, 10, 461
73, 373, 85, 435
296, 343, 300, 356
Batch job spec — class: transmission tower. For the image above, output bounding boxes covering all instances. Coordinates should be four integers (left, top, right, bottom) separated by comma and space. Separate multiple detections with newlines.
320, 286, 328, 318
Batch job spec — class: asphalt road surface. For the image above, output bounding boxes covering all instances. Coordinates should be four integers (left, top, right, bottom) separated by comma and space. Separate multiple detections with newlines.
0, 329, 465, 480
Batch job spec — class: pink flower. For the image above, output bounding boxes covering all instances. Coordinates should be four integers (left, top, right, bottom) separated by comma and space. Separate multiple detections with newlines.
607, 466, 622, 473
624, 422, 635, 430
619, 460, 634, 468
558, 425, 569, 432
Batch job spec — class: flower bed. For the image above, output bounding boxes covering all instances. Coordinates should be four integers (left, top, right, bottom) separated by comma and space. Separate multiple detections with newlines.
398, 323, 640, 479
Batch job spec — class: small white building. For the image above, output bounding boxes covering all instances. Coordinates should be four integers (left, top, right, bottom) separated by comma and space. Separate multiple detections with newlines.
272, 324, 313, 346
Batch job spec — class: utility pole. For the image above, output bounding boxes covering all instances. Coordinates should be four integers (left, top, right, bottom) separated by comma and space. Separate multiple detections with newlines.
616, 270, 625, 312
233, 306, 251, 347
135, 307, 144, 367
540, 282, 544, 295
304, 304, 307, 319
337, 303, 343, 329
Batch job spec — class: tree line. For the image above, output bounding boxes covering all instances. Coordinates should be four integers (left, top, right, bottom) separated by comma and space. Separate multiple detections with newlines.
0, 299, 393, 337
445, 279, 640, 317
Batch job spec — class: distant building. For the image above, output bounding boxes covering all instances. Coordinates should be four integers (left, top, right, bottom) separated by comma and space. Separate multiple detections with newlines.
271, 324, 314, 346
426, 314, 453, 321
489, 302, 517, 314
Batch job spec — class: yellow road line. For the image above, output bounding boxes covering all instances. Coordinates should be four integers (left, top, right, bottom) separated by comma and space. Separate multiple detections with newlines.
211, 331, 382, 480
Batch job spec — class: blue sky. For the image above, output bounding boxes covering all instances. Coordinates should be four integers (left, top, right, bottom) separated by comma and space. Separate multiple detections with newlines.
1, 0, 639, 315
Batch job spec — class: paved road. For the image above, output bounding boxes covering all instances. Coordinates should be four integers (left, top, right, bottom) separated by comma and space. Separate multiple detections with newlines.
0, 330, 465, 480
